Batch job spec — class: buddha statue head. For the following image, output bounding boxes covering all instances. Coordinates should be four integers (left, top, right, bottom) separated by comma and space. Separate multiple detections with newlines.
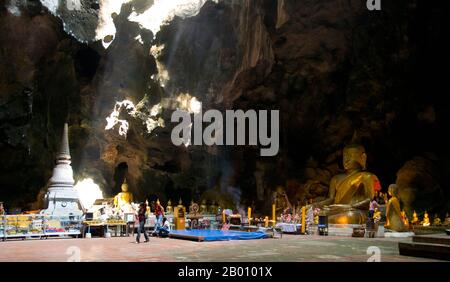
343, 144, 367, 171
388, 184, 398, 198
121, 178, 129, 192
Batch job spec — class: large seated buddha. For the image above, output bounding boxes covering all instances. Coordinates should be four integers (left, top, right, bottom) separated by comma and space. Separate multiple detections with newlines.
312, 144, 381, 224
114, 178, 134, 214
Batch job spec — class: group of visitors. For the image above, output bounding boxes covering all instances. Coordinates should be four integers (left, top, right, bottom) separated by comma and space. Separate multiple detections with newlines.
135, 201, 171, 244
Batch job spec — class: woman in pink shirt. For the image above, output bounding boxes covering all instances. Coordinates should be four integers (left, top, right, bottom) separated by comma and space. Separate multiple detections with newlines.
368, 197, 379, 220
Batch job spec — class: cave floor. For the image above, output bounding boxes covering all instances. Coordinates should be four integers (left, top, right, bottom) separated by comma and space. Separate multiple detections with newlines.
0, 234, 445, 262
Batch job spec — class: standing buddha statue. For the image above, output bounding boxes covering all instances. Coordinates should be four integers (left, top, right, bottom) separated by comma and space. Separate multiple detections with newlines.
386, 184, 406, 231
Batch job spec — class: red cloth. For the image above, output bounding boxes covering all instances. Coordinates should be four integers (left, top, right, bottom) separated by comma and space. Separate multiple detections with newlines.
155, 204, 164, 216
373, 177, 382, 192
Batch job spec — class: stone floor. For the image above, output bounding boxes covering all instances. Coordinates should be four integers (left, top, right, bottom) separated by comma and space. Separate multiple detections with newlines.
0, 234, 446, 262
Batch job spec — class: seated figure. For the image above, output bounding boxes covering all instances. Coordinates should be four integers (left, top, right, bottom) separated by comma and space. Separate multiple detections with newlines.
114, 178, 134, 215
433, 214, 441, 226
386, 184, 407, 231
422, 211, 430, 227
444, 213, 450, 226
311, 144, 381, 224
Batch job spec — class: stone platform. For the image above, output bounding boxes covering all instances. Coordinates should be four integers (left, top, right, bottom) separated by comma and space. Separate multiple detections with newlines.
399, 233, 450, 261
384, 232, 415, 238
327, 224, 362, 237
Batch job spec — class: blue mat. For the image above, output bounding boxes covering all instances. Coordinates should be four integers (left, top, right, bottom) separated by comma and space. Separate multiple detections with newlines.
169, 229, 268, 241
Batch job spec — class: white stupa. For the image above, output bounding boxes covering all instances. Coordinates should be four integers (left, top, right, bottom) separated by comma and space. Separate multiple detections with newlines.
41, 123, 82, 216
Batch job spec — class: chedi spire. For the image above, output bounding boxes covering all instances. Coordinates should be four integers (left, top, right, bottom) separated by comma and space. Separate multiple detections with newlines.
41, 123, 82, 216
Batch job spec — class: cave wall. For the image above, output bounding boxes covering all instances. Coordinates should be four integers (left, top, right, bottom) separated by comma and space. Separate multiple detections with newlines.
0, 0, 449, 216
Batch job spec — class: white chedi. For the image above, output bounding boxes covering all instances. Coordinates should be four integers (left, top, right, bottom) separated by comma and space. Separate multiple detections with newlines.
41, 123, 82, 216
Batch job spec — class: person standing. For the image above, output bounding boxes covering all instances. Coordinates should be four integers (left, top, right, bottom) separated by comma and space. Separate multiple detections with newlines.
136, 203, 149, 243
153, 199, 164, 236
369, 197, 379, 220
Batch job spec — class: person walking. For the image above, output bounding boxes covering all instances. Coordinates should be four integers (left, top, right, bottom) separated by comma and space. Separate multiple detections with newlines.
136, 202, 149, 243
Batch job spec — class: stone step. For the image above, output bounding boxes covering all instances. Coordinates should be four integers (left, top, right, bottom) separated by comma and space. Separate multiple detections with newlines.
412, 234, 450, 245
399, 242, 450, 261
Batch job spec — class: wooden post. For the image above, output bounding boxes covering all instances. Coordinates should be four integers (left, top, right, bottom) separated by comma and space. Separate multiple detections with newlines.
301, 206, 306, 234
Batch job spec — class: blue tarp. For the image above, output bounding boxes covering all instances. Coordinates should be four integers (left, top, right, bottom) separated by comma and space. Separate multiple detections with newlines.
169, 229, 268, 241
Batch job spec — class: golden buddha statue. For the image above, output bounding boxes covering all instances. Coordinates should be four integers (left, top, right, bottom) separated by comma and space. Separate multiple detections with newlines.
200, 200, 207, 214
412, 211, 419, 224
401, 210, 409, 226
444, 213, 450, 226
432, 214, 441, 226
386, 184, 407, 231
311, 144, 381, 224
273, 186, 293, 215
145, 199, 150, 215
166, 199, 173, 214
189, 200, 195, 213
209, 201, 218, 214
114, 178, 134, 211
422, 211, 430, 226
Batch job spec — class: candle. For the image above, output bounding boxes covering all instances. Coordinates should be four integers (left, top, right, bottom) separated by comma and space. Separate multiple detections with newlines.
248, 207, 252, 225
264, 216, 269, 228
272, 204, 276, 226
301, 206, 306, 234
222, 210, 226, 224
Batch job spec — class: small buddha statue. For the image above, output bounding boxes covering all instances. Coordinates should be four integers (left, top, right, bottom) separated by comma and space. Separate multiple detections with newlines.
422, 211, 430, 227
432, 214, 441, 226
401, 210, 409, 227
311, 144, 382, 224
386, 184, 407, 232
373, 208, 381, 223
177, 198, 186, 212
444, 213, 450, 226
189, 200, 195, 213
200, 200, 207, 214
166, 199, 173, 214
209, 201, 218, 214
114, 178, 134, 211
145, 199, 150, 215
412, 211, 419, 225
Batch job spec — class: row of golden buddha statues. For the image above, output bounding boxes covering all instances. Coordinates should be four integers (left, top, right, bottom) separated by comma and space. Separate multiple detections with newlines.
111, 144, 448, 232
112, 178, 222, 216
